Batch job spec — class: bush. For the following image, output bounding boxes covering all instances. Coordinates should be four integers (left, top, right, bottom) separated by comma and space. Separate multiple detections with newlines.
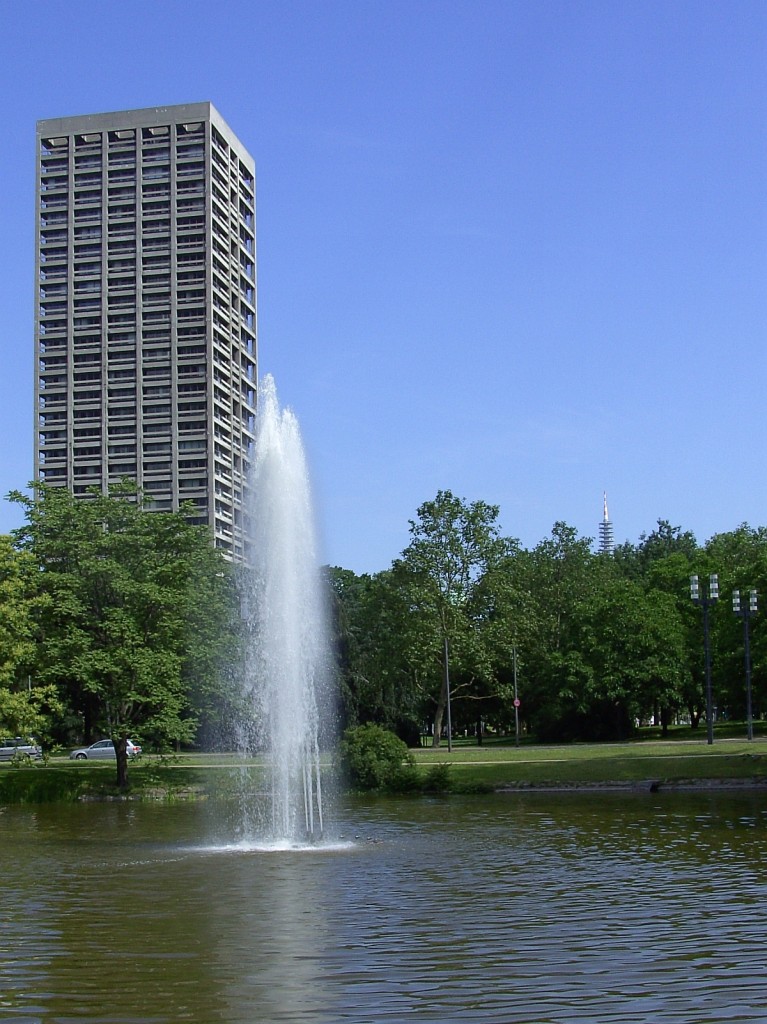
340, 724, 416, 792
423, 762, 452, 793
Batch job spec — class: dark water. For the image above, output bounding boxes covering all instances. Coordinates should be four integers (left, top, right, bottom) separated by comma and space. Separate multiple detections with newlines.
1, 790, 766, 1023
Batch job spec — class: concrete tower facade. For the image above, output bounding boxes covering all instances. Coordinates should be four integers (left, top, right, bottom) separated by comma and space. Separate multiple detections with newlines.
35, 103, 257, 561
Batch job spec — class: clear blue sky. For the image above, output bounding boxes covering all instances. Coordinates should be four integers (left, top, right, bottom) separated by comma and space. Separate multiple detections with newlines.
1, 0, 765, 574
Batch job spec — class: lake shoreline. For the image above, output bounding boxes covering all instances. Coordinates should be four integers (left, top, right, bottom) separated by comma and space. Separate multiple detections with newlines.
495, 777, 767, 793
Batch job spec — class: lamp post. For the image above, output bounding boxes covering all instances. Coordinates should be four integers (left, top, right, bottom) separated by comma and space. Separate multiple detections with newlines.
512, 645, 520, 748
443, 635, 453, 753
690, 574, 719, 745
732, 589, 758, 741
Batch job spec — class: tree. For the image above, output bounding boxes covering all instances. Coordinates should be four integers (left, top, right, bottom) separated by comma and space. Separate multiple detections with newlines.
578, 576, 688, 737
393, 491, 511, 745
10, 483, 238, 788
512, 523, 597, 740
636, 520, 699, 570
325, 566, 426, 742
704, 525, 767, 721
0, 535, 63, 740
616, 522, 704, 731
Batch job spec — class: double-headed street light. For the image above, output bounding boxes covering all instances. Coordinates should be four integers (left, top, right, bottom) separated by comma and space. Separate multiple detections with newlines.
690, 574, 718, 745
732, 589, 758, 741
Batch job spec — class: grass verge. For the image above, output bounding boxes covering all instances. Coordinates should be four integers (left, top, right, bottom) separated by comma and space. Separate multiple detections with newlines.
0, 760, 266, 805
1, 737, 766, 803
412, 738, 767, 790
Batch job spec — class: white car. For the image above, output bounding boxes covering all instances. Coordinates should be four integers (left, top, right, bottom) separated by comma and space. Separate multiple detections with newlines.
69, 739, 142, 760
0, 737, 43, 762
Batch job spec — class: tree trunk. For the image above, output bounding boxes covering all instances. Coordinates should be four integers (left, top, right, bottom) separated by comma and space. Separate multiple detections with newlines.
432, 677, 448, 747
660, 705, 671, 738
114, 735, 130, 790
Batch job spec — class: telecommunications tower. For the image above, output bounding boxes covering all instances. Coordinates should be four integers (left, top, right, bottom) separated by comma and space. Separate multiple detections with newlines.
599, 492, 614, 555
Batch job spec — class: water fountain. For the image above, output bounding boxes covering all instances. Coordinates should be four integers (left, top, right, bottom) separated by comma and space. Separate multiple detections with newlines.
238, 374, 332, 844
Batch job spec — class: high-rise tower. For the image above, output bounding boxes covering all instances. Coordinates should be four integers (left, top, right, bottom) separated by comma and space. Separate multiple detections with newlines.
35, 103, 257, 561
599, 492, 614, 555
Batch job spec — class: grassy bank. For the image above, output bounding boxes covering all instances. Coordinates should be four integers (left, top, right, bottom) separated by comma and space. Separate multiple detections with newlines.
412, 737, 767, 790
1, 736, 766, 803
0, 759, 266, 805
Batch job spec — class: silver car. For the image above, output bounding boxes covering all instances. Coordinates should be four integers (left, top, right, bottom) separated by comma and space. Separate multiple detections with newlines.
0, 737, 43, 762
69, 739, 142, 760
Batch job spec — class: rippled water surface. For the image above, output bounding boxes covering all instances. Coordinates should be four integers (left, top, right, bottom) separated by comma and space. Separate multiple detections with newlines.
2, 791, 766, 1023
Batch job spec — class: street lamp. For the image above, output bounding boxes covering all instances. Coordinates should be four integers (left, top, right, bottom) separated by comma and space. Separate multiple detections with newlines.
690, 574, 719, 745
512, 645, 520, 748
443, 635, 453, 753
732, 589, 758, 741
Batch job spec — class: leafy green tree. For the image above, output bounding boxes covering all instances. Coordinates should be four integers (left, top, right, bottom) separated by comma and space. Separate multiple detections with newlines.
615, 521, 706, 731
10, 483, 238, 788
326, 566, 430, 742
0, 535, 63, 741
704, 525, 767, 721
636, 520, 698, 570
468, 539, 534, 736
393, 490, 511, 745
578, 575, 688, 737
0, 537, 36, 685
513, 523, 597, 740
324, 566, 363, 727
511, 524, 694, 741
644, 551, 705, 728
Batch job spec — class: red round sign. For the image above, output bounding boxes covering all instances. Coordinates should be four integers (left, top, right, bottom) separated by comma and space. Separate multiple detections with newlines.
513, 698, 521, 708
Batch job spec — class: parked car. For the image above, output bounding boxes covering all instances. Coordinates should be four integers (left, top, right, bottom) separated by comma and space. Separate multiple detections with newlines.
0, 737, 43, 762
69, 739, 142, 760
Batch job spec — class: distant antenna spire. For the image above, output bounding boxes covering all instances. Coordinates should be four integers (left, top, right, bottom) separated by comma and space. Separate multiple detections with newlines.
599, 491, 614, 554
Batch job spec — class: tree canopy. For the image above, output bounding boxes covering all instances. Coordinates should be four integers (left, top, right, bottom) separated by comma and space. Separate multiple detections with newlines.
391, 491, 512, 745
4, 479, 766, 758
329, 502, 767, 745
8, 483, 238, 787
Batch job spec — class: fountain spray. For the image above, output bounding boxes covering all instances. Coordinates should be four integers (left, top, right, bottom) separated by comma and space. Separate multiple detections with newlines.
240, 375, 330, 842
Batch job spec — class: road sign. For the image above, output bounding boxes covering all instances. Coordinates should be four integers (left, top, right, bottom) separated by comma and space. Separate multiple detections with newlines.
513, 698, 521, 708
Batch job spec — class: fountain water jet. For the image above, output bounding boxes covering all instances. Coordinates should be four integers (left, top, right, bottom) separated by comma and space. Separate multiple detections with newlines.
239, 375, 331, 843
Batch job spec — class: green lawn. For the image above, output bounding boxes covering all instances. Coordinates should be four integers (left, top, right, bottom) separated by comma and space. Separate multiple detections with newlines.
1, 733, 766, 803
412, 736, 767, 788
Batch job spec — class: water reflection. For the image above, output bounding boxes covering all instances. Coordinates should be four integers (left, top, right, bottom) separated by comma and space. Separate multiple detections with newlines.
0, 792, 766, 1022
202, 847, 340, 1022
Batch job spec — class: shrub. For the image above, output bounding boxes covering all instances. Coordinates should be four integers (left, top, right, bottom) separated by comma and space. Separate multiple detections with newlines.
423, 761, 452, 793
340, 724, 416, 792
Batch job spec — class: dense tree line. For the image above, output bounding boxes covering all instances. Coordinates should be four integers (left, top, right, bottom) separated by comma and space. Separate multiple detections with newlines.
2, 483, 765, 776
328, 492, 767, 745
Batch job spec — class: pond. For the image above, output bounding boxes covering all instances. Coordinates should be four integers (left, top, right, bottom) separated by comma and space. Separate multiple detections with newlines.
1, 789, 766, 1023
